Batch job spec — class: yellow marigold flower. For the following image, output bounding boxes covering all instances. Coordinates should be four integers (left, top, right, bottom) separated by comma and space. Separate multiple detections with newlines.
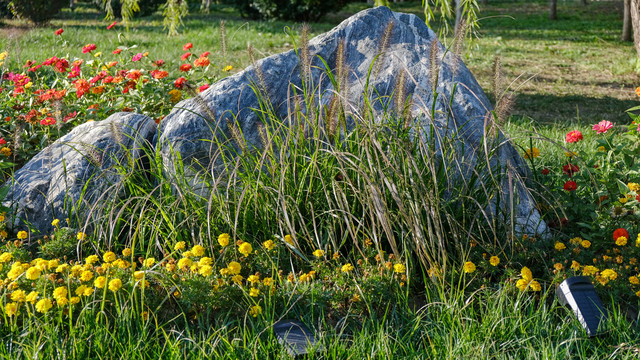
263, 277, 273, 287
5, 302, 18, 317
569, 237, 582, 244
521, 267, 533, 281
313, 249, 325, 258
463, 261, 476, 274
515, 278, 529, 291
51, 219, 60, 227
227, 261, 241, 275
628, 182, 640, 192
0, 147, 11, 157
169, 89, 182, 103
238, 242, 253, 257
249, 288, 260, 297
247, 275, 260, 284
0, 231, 7, 239
489, 256, 500, 266
284, 235, 294, 245
601, 269, 617, 281
54, 264, 68, 273
263, 240, 275, 251
26, 291, 38, 304
53, 287, 67, 300
198, 257, 212, 266
616, 255, 624, 264
581, 240, 591, 248
134, 271, 145, 280
177, 258, 192, 270
224, 65, 233, 72
94, 276, 107, 289
554, 263, 563, 271
0, 252, 12, 263
597, 146, 606, 152
69, 297, 80, 305
174, 241, 186, 251
620, 197, 628, 204
341, 263, 355, 273
35, 299, 53, 313
11, 290, 26, 303
192, 245, 205, 257
394, 263, 406, 273
26, 267, 41, 280
529, 280, 541, 291
80, 270, 93, 282
636, 234, 640, 247
219, 267, 229, 276
122, 248, 132, 257
57, 297, 69, 307
75, 285, 88, 296
554, 242, 566, 251
636, 289, 640, 297
616, 236, 628, 246
143, 258, 155, 267
77, 232, 86, 241
218, 233, 230, 247
198, 265, 213, 276
108, 278, 122, 292
182, 250, 193, 258
249, 304, 262, 317
524, 148, 540, 159
85, 255, 98, 265
103, 251, 116, 263
231, 274, 243, 284
629, 276, 640, 285
564, 151, 577, 158
582, 265, 599, 276
299, 273, 310, 282
17, 231, 28, 240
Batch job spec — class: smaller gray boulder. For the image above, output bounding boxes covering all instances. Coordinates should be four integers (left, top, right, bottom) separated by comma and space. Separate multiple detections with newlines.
2, 112, 157, 235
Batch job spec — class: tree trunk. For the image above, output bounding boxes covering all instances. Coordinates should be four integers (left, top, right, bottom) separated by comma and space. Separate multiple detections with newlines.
549, 0, 557, 20
632, 0, 640, 57
623, 0, 632, 41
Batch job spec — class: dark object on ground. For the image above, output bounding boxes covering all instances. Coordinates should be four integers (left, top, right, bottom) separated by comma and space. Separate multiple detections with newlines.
273, 320, 321, 356
7, 0, 66, 25
556, 276, 607, 337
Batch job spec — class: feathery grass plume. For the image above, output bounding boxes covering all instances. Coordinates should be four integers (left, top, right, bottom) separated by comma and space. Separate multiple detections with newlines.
492, 55, 503, 103
451, 19, 467, 76
109, 121, 124, 147
226, 119, 246, 154
183, 82, 216, 125
53, 99, 64, 132
220, 20, 227, 68
257, 121, 268, 150
495, 92, 515, 125
394, 69, 408, 122
325, 96, 339, 140
429, 38, 440, 94
300, 23, 311, 85
373, 21, 394, 80
248, 43, 269, 102
12, 121, 24, 155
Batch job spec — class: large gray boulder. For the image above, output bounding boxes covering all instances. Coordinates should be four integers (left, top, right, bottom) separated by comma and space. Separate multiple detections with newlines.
157, 6, 548, 237
3, 113, 156, 235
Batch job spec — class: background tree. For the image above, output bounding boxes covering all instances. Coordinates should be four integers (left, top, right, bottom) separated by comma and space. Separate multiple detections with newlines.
632, 0, 640, 58
623, 0, 632, 41
422, 0, 479, 38
549, 0, 557, 20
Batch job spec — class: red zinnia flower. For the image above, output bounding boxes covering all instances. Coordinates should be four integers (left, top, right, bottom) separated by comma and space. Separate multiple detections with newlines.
40, 117, 56, 126
113, 48, 123, 55
180, 64, 192, 72
63, 111, 77, 122
565, 130, 583, 143
181, 52, 192, 61
199, 84, 210, 92
562, 164, 579, 177
183, 42, 193, 51
174, 77, 187, 89
127, 70, 142, 81
74, 79, 90, 98
82, 44, 97, 54
107, 21, 117, 30
154, 59, 165, 67
563, 180, 577, 191
200, 51, 210, 58
541, 168, 550, 175
194, 57, 210, 67
150, 70, 169, 79
55, 28, 64, 36
613, 228, 629, 241
67, 65, 81, 79
0, 138, 6, 145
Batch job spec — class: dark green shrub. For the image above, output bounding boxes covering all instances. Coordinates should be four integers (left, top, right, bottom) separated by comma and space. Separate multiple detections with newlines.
0, 1, 12, 19
7, 0, 67, 25
234, 0, 348, 22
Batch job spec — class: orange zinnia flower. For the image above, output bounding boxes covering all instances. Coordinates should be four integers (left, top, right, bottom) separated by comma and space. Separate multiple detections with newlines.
194, 57, 210, 67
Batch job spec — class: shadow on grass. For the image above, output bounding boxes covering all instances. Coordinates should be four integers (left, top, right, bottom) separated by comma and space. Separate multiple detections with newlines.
512, 93, 638, 124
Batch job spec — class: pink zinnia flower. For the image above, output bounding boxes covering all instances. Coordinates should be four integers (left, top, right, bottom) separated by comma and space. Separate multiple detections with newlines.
55, 28, 64, 36
107, 21, 117, 30
592, 120, 613, 134
132, 53, 143, 62
565, 130, 583, 143
82, 44, 97, 54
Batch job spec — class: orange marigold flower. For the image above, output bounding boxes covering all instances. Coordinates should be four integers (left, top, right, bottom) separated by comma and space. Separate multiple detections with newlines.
194, 57, 210, 67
